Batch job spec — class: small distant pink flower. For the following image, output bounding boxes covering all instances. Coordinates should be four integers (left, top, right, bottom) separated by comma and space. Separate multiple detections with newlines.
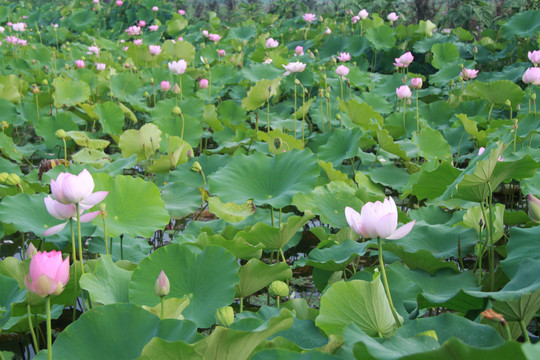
523, 67, 540, 85
138, 20, 146, 27
396, 85, 412, 99
22, 16, 28, 19
303, 13, 317, 23
149, 45, 161, 55
324, 27, 331, 35
152, 6, 158, 12
218, 49, 226, 57
336, 65, 349, 77
337, 52, 351, 62
6, 22, 11, 26
11, 22, 26, 32
52, 24, 58, 29
266, 38, 279, 48
75, 60, 85, 69
411, 77, 423, 89
387, 12, 399, 22
200, 79, 209, 89
394, 51, 414, 68
295, 46, 304, 56
18, 39, 27, 46
528, 50, 540, 66
93, 0, 99, 3
86, 46, 100, 56
208, 33, 221, 42
178, 9, 186, 15
202, 30, 209, 37
96, 63, 106, 71
122, 46, 128, 51
125, 25, 141, 36
461, 68, 479, 80
358, 9, 369, 20
133, 39, 143, 46
263, 57, 273, 64
177, 36, 183, 41
351, 15, 360, 24
116, 0, 123, 6
149, 25, 159, 32
160, 81, 171, 91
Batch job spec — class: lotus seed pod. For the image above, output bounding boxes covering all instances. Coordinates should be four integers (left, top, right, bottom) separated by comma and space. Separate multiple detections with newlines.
42, 79, 48, 85
268, 280, 289, 298
55, 129, 66, 139
504, 99, 511, 107
215, 306, 234, 327
172, 106, 182, 115
0, 172, 8, 184
5, 174, 20, 186
154, 270, 170, 297
190, 161, 203, 173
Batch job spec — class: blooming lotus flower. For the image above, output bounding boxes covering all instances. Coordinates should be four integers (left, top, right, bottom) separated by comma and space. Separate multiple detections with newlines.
178, 9, 186, 15
149, 45, 161, 56
138, 20, 146, 27
51, 169, 108, 206
528, 50, 540, 66
283, 61, 306, 76
86, 46, 100, 56
461, 68, 478, 80
396, 85, 412, 99
387, 12, 399, 22
125, 26, 141, 36
208, 33, 221, 42
303, 13, 317, 23
337, 52, 351, 62
95, 63, 106, 71
528, 194, 540, 223
411, 77, 423, 89
523, 67, 540, 85
478, 147, 503, 161
0, 26, 4, 33
161, 81, 171, 91
295, 46, 304, 56
394, 51, 414, 68
133, 39, 143, 46
168, 59, 187, 74
218, 49, 226, 57
149, 25, 159, 32
351, 15, 360, 24
200, 79, 209, 89
93, 0, 99, 3
154, 270, 170, 297
152, 6, 158, 11
358, 9, 369, 19
266, 38, 279, 48
75, 60, 85, 69
345, 197, 415, 240
116, 0, 123, 6
25, 251, 70, 297
43, 196, 101, 236
202, 30, 209, 37
324, 27, 331, 35
336, 65, 349, 77
11, 22, 26, 32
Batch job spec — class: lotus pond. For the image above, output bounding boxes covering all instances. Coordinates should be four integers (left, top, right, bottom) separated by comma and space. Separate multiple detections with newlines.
2, 0, 540, 359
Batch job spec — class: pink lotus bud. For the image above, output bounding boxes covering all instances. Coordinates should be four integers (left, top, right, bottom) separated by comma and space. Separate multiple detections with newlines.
411, 77, 423, 89
528, 194, 540, 223
75, 60, 85, 69
160, 81, 171, 91
152, 6, 158, 12
202, 30, 209, 37
208, 33, 221, 42
149, 25, 159, 32
528, 50, 540, 66
93, 0, 99, 4
351, 16, 360, 24
266, 38, 279, 48
149, 45, 161, 56
26, 243, 38, 259
387, 12, 399, 22
396, 85, 412, 99
154, 270, 170, 297
523, 67, 540, 85
172, 83, 181, 94
25, 251, 70, 297
96, 63, 106, 71
133, 39, 143, 46
336, 65, 349, 77
218, 49, 226, 57
138, 20, 146, 27
177, 36, 183, 41
116, 0, 123, 6
295, 46, 304, 56
200, 79, 209, 89
178, 9, 186, 15
324, 27, 331, 35
358, 9, 369, 19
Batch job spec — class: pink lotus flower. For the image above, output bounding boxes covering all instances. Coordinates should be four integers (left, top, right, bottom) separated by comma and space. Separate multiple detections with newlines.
168, 59, 187, 74
218, 49, 226, 57
303, 13, 317, 23
358, 9, 369, 20
152, 6, 158, 12
178, 9, 186, 15
149, 45, 161, 55
50, 169, 108, 206
116, 0, 123, 6
25, 251, 70, 297
43, 196, 101, 236
125, 26, 141, 36
324, 27, 331, 35
266, 38, 279, 48
95, 63, 106, 71
202, 30, 209, 37
200, 78, 209, 89
387, 12, 399, 22
283, 61, 306, 76
478, 147, 503, 161
336, 65, 349, 77
396, 85, 412, 99
295, 46, 304, 56
411, 77, 423, 89
394, 51, 414, 68
337, 52, 351, 62
149, 25, 159, 32
0, 26, 5, 33
75, 60, 85, 69
138, 20, 146, 27
461, 68, 478, 80
528, 50, 540, 66
523, 67, 540, 85
263, 57, 273, 64
177, 36, 183, 41
208, 33, 221, 42
154, 270, 170, 297
93, 0, 99, 4
345, 197, 415, 240
86, 46, 100, 56
133, 39, 143, 46
11, 22, 26, 32
351, 15, 360, 24
161, 81, 171, 91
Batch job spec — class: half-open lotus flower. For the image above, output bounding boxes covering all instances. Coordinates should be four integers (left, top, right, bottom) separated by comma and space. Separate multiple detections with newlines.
43, 196, 101, 236
345, 197, 415, 240
394, 51, 414, 68
50, 169, 108, 206
25, 250, 70, 297
283, 61, 306, 76
303, 13, 317, 23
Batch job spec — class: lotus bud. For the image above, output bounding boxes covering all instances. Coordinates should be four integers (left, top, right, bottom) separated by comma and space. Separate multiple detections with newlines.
215, 306, 234, 327
190, 161, 203, 174
473, 46, 478, 54
0, 172, 8, 183
532, 93, 536, 101
336, 114, 341, 121
31, 59, 37, 65
42, 79, 48, 86
407, 98, 412, 105
5, 174, 20, 187
294, 78, 301, 86
517, 104, 521, 111
204, 64, 210, 71
26, 243, 38, 258
459, 63, 464, 69
325, 91, 330, 99
154, 270, 170, 297
99, 203, 107, 218
528, 194, 540, 223
504, 99, 511, 108
309, 51, 315, 59
55, 129, 66, 139
144, 91, 149, 98
268, 280, 289, 298
513, 119, 518, 131
172, 83, 181, 94
172, 106, 182, 115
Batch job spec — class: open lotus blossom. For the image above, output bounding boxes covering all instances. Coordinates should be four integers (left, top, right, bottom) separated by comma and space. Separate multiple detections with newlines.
95, 63, 106, 71
523, 67, 540, 85
138, 20, 146, 27
25, 251, 70, 297
345, 197, 415, 240
358, 9, 369, 19
160, 81, 171, 91
11, 22, 26, 32
478, 147, 503, 161
149, 45, 161, 55
125, 25, 141, 36
337, 52, 351, 62
303, 13, 317, 23
75, 60, 85, 69
283, 61, 306, 76
168, 59, 187, 74
351, 15, 360, 24
0, 26, 5, 33
133, 39, 142, 46
411, 77, 423, 89
528, 50, 540, 66
396, 85, 412, 99
86, 46, 99, 56
461, 68, 479, 80
266, 38, 279, 48
51, 169, 108, 206
178, 9, 186, 15
43, 196, 101, 236
387, 12, 399, 22
218, 49, 226, 57
116, 0, 123, 6
324, 27, 331, 34
208, 33, 221, 42
152, 6, 158, 11
149, 25, 159, 32
295, 46, 304, 56
394, 51, 414, 68
336, 64, 349, 77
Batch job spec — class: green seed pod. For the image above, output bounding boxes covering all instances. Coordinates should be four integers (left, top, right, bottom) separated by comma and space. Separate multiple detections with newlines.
5, 174, 21, 186
55, 129, 66, 139
268, 280, 289, 298
215, 306, 234, 327
0, 172, 9, 184
172, 106, 182, 115
190, 161, 203, 173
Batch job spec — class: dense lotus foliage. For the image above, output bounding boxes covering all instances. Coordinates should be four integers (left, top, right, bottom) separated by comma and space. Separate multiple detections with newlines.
1, 0, 540, 359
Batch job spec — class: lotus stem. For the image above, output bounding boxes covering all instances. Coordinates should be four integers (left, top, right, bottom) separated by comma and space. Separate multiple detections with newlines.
487, 182, 495, 291
503, 321, 512, 341
240, 297, 243, 312
46, 296, 52, 360
416, 89, 419, 134
377, 237, 402, 328
75, 204, 84, 275
102, 213, 108, 256
276, 296, 280, 308
27, 303, 39, 353
267, 94, 270, 133
160, 296, 165, 320
62, 137, 67, 163
520, 320, 531, 343
302, 85, 306, 145
294, 75, 297, 138
70, 219, 78, 321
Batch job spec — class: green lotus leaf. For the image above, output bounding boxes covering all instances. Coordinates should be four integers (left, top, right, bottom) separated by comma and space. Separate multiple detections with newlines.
151, 98, 202, 148
207, 196, 255, 223
431, 43, 460, 70
161, 181, 201, 219
195, 232, 263, 260
34, 303, 197, 360
71, 148, 110, 168
67, 9, 97, 32
456, 113, 487, 145
88, 234, 152, 263
315, 128, 363, 166
242, 78, 281, 112
129, 245, 239, 328
142, 297, 190, 320
166, 17, 188, 36
411, 161, 461, 201
251, 350, 336, 360
235, 258, 292, 298
258, 129, 304, 155
95, 101, 125, 136
91, 174, 171, 238
376, 129, 409, 160
148, 136, 193, 174
110, 73, 146, 111
338, 99, 382, 131
316, 276, 400, 337
473, 80, 524, 110
228, 26, 257, 41
412, 128, 452, 161
306, 240, 368, 271
209, 149, 319, 209
502, 9, 540, 39
0, 133, 23, 161
382, 243, 459, 275
119, 123, 162, 161
0, 75, 25, 103
65, 131, 110, 150
366, 25, 396, 50
242, 64, 283, 83
53, 77, 91, 108
0, 274, 26, 330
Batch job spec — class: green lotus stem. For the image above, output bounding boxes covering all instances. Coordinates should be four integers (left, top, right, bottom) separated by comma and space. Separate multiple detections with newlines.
27, 303, 39, 353
302, 85, 306, 146
339, 77, 344, 103
487, 182, 495, 291
279, 248, 286, 264
102, 214, 108, 256
200, 170, 206, 215
70, 219, 78, 321
270, 208, 274, 227
377, 237, 402, 328
360, 22, 363, 36
120, 235, 124, 260
403, 100, 407, 134
35, 93, 40, 122
294, 74, 297, 138
503, 321, 512, 341
76, 203, 84, 275
180, 112, 185, 141
488, 103, 494, 122
160, 296, 165, 320
62, 137, 67, 163
46, 296, 52, 360
520, 320, 531, 343
320, 93, 325, 132
179, 75, 183, 101
276, 296, 280, 308
239, 297, 243, 312
209, 70, 212, 104
267, 94, 270, 133
415, 89, 419, 134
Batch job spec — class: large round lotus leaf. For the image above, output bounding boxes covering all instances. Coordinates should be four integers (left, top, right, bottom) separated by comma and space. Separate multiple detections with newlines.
129, 244, 239, 328
251, 350, 338, 360
209, 149, 320, 209
53, 77, 91, 108
33, 303, 197, 360
91, 174, 171, 238
473, 80, 524, 110
0, 274, 26, 330
502, 9, 540, 39
306, 240, 368, 271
